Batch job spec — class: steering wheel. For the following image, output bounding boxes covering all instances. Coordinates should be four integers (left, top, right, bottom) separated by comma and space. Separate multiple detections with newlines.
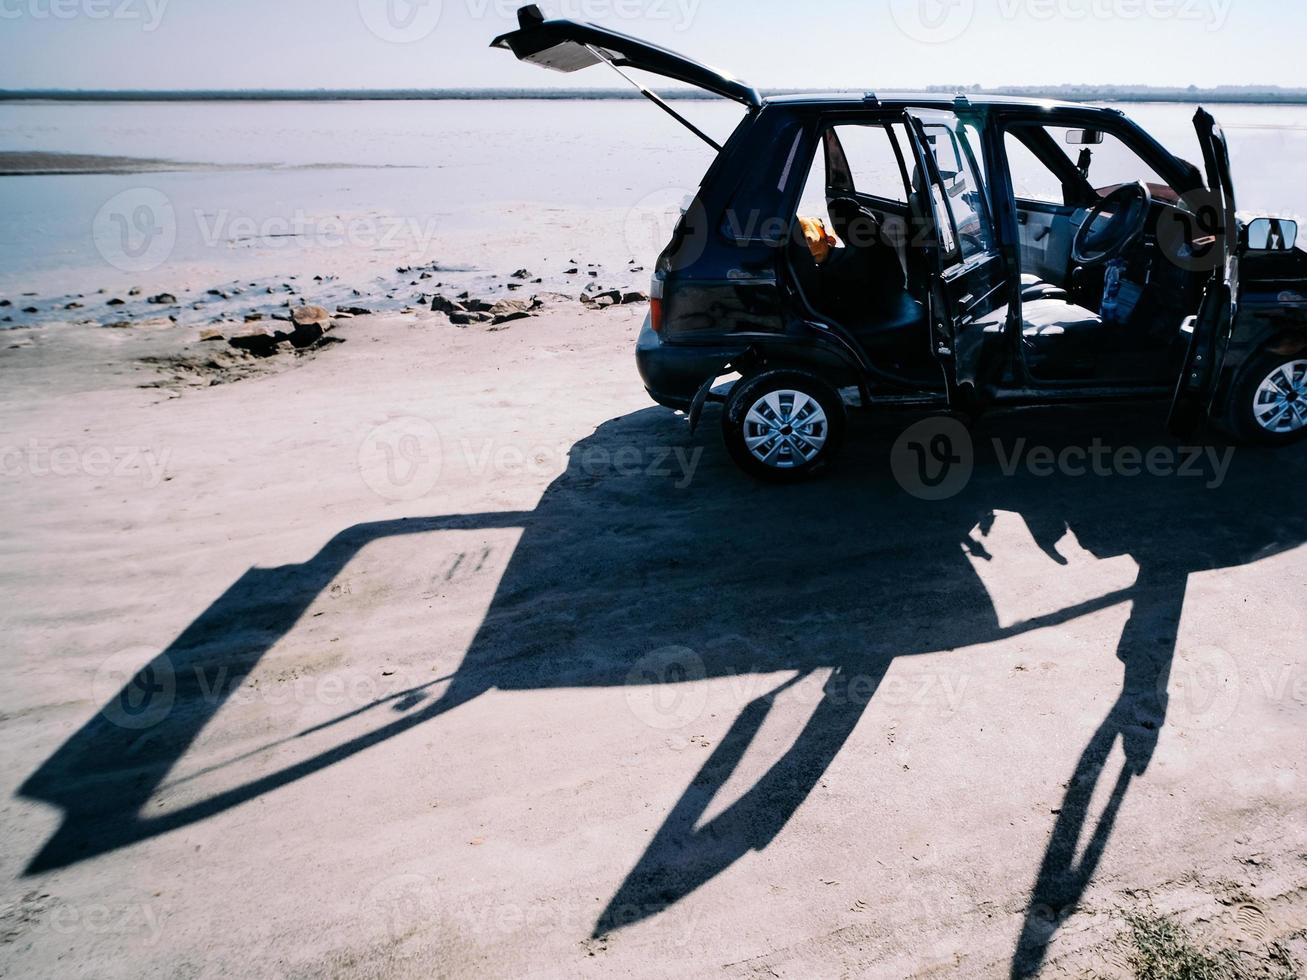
1071, 181, 1153, 266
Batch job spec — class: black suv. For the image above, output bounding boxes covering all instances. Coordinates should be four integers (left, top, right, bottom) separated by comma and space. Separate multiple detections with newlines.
495, 6, 1307, 480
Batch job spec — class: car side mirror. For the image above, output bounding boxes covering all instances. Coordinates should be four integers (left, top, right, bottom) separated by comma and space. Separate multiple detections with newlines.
1246, 217, 1298, 252
1065, 128, 1105, 146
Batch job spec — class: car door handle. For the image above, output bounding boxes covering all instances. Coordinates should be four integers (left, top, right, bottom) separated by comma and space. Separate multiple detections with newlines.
1033, 227, 1051, 242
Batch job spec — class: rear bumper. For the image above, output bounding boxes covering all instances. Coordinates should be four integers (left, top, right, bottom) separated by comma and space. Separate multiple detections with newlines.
635, 316, 748, 411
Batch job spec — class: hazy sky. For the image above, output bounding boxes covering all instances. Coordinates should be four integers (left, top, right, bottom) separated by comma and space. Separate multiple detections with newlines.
1, 0, 1304, 91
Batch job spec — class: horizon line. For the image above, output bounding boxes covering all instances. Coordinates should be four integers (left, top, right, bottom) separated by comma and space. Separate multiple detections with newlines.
4, 84, 1307, 105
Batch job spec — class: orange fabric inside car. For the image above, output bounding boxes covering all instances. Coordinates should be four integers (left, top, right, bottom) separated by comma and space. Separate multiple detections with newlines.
798, 216, 838, 265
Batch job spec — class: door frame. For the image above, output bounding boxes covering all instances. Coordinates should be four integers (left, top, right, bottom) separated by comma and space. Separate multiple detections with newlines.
901, 108, 1012, 407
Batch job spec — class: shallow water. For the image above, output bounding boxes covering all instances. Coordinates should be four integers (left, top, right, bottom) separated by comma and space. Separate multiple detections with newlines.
0, 99, 1302, 325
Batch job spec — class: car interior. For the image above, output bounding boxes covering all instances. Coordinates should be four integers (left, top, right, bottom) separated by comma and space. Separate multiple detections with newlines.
787, 116, 1207, 392
1003, 122, 1203, 385
788, 123, 939, 385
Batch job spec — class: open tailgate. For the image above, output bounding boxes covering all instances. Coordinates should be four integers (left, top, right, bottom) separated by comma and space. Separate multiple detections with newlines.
491, 4, 761, 108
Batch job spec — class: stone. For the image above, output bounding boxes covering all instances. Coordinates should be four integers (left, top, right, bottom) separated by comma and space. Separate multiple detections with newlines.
489, 299, 529, 317
592, 290, 623, 307
148, 293, 177, 305
449, 311, 493, 326
337, 306, 373, 316
511, 269, 532, 280
106, 298, 125, 306
281, 322, 328, 348
291, 305, 331, 328
491, 311, 533, 326
199, 328, 225, 342
621, 291, 650, 305
430, 294, 467, 315
228, 327, 279, 357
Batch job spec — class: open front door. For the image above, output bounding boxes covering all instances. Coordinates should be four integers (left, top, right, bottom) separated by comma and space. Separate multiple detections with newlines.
903, 109, 1009, 405
1169, 108, 1239, 436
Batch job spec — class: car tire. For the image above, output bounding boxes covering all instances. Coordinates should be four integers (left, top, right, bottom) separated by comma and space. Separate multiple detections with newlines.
1226, 352, 1307, 447
721, 369, 846, 482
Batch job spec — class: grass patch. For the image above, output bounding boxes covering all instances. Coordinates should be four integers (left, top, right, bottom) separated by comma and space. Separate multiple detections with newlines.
1120, 911, 1300, 980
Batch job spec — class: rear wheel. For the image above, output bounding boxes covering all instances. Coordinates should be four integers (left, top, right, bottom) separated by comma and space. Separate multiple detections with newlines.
1228, 353, 1307, 446
721, 369, 846, 482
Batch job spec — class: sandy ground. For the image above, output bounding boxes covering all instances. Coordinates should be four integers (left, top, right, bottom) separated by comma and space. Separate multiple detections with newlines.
1, 309, 1306, 978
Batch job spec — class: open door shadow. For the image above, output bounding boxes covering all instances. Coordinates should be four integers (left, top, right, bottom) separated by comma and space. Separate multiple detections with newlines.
18, 404, 1307, 967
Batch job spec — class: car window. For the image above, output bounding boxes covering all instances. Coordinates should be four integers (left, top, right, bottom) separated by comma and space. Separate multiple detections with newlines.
796, 139, 829, 221
918, 119, 993, 262
1008, 123, 1177, 204
1004, 132, 1066, 205
794, 123, 913, 236
830, 124, 908, 204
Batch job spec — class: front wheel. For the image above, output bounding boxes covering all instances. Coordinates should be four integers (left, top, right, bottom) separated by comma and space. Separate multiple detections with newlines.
1227, 353, 1307, 446
721, 369, 846, 482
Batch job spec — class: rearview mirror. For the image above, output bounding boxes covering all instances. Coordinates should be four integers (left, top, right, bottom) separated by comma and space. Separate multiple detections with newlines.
1246, 217, 1298, 252
1065, 129, 1104, 146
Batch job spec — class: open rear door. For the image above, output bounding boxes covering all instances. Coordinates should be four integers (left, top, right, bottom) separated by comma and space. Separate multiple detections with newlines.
1169, 109, 1239, 436
492, 5, 760, 148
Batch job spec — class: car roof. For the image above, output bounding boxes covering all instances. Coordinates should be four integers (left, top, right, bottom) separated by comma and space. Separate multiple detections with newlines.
761, 92, 1110, 113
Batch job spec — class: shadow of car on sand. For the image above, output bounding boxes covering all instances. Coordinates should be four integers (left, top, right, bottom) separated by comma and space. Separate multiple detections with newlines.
19, 401, 1307, 975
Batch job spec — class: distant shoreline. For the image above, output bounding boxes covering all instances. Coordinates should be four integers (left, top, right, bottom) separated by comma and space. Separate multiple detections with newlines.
6, 87, 1307, 105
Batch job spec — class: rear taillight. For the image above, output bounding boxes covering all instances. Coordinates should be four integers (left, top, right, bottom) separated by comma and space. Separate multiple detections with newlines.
649, 277, 665, 334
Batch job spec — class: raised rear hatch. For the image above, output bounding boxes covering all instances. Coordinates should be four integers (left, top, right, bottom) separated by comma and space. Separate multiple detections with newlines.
491, 4, 761, 109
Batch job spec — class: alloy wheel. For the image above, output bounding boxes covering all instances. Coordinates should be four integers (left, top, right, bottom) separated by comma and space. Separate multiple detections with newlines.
743, 390, 830, 469
1253, 360, 1307, 434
